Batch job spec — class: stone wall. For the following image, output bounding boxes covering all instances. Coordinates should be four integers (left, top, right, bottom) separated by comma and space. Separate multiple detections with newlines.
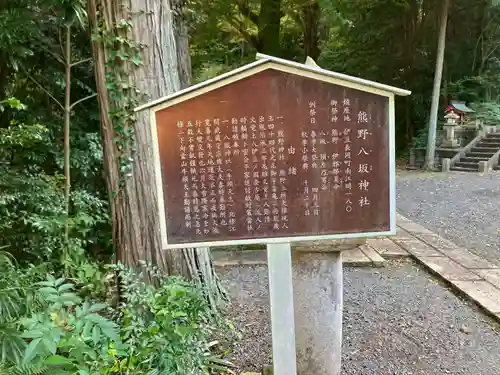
409, 147, 458, 169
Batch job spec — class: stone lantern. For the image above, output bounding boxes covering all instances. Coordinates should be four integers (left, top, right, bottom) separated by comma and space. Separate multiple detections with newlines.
442, 111, 460, 148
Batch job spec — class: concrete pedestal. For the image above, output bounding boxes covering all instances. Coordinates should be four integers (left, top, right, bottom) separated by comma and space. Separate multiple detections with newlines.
483, 125, 497, 134
441, 125, 460, 148
441, 158, 451, 172
440, 139, 460, 148
291, 239, 364, 375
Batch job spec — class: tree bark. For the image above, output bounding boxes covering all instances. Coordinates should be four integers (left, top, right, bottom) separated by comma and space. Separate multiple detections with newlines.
302, 0, 321, 60
64, 24, 71, 246
171, 0, 192, 88
87, 0, 226, 309
403, 0, 419, 146
425, 0, 449, 170
258, 0, 281, 56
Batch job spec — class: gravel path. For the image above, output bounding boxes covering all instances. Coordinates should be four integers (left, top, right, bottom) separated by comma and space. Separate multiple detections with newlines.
396, 171, 500, 264
218, 260, 500, 374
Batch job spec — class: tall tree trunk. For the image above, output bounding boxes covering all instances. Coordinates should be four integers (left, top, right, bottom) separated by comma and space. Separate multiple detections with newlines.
258, 0, 281, 55
87, 0, 226, 309
405, 96, 413, 146
171, 0, 192, 88
403, 0, 419, 146
64, 24, 71, 246
425, 0, 449, 170
302, 0, 321, 60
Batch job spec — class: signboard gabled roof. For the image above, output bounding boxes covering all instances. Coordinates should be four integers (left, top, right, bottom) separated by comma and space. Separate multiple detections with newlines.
135, 53, 412, 113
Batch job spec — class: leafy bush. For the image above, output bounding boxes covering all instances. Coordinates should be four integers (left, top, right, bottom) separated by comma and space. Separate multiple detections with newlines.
412, 126, 429, 148
0, 252, 47, 368
0, 261, 234, 375
471, 101, 500, 125
0, 122, 66, 261
18, 275, 120, 375
0, 111, 110, 264
112, 262, 234, 374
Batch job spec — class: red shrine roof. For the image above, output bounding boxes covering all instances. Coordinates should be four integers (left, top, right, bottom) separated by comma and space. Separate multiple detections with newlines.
445, 101, 474, 114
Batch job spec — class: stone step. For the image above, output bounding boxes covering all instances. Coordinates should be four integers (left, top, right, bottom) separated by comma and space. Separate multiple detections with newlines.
461, 156, 490, 163
475, 146, 500, 152
480, 136, 500, 141
468, 151, 495, 158
478, 141, 500, 147
494, 165, 500, 171
451, 166, 478, 172
471, 147, 498, 153
454, 161, 479, 169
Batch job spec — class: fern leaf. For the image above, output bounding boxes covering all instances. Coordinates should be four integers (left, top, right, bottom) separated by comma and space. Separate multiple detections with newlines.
0, 362, 48, 375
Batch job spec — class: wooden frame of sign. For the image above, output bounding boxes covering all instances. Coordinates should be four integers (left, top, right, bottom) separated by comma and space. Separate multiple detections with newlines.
136, 54, 411, 250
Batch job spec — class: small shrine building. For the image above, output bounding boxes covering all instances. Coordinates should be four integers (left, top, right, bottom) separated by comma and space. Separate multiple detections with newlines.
445, 101, 475, 125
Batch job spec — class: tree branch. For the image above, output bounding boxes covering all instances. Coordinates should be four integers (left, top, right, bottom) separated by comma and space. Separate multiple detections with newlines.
236, 1, 259, 25
480, 41, 500, 73
472, 14, 497, 73
26, 74, 64, 110
71, 57, 93, 68
69, 93, 97, 110
230, 21, 260, 49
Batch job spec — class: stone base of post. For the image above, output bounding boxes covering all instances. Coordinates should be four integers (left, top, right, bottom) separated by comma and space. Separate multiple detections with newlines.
478, 161, 488, 173
291, 238, 365, 375
442, 158, 451, 172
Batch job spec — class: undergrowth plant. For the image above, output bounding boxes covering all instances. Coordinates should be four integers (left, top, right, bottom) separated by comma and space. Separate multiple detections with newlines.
0, 252, 48, 375
0, 260, 234, 375
110, 262, 235, 374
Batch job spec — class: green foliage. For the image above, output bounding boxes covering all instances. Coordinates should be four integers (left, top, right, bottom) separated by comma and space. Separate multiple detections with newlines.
0, 1, 38, 73
0, 252, 48, 369
111, 263, 235, 374
0, 97, 26, 111
412, 127, 429, 148
49, 0, 88, 28
0, 0, 111, 263
471, 101, 500, 125
0, 120, 65, 260
0, 116, 109, 262
0, 362, 49, 375
0, 263, 234, 375
18, 275, 120, 374
194, 62, 236, 83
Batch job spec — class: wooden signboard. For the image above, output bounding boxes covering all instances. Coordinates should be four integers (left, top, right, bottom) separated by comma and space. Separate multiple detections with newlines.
140, 55, 410, 375
148, 63, 398, 249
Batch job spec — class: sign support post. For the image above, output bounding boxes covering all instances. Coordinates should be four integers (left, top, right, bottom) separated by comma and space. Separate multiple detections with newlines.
331, 251, 343, 374
267, 242, 297, 375
292, 249, 344, 375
